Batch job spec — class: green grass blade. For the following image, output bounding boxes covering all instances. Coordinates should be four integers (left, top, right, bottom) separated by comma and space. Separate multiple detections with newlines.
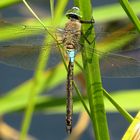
53, 0, 68, 24
22, 0, 47, 29
119, 0, 140, 32
122, 111, 140, 140
78, 0, 110, 139
103, 89, 133, 123
50, 0, 54, 19
20, 0, 68, 139
94, 1, 140, 22
0, 0, 21, 8
0, 87, 140, 115
73, 82, 91, 117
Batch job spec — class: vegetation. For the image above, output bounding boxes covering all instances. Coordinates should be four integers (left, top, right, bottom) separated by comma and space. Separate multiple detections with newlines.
0, 0, 140, 139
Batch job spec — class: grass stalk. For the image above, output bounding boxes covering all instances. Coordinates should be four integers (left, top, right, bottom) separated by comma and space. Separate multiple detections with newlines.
119, 0, 140, 32
76, 0, 110, 139
103, 89, 134, 123
20, 0, 67, 139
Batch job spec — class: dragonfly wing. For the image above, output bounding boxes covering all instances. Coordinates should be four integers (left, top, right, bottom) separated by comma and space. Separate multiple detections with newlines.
0, 44, 63, 70
0, 22, 64, 70
83, 23, 140, 78
0, 21, 64, 42
0, 45, 42, 70
100, 49, 140, 78
0, 38, 64, 70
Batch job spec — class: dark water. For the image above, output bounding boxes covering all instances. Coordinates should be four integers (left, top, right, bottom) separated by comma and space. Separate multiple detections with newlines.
1, 0, 140, 140
4, 111, 137, 140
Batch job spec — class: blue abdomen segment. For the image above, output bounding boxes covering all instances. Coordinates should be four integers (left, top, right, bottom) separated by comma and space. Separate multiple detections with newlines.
66, 50, 76, 63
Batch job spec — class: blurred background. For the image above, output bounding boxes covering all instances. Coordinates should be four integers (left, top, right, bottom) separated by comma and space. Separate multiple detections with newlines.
0, 0, 140, 140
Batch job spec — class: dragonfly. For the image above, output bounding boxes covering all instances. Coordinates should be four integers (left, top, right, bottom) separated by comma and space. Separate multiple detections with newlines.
0, 7, 140, 134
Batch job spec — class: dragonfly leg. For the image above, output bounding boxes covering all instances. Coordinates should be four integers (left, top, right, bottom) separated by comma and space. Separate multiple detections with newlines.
81, 22, 96, 61
81, 24, 96, 45
80, 17, 95, 45
80, 17, 96, 45
80, 17, 95, 24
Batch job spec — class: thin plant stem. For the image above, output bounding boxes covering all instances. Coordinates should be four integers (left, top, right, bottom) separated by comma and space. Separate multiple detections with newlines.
119, 0, 140, 32
103, 89, 134, 123
20, 0, 67, 139
76, 0, 110, 139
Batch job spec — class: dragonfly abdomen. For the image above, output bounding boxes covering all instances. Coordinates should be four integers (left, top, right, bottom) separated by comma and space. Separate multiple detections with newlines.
66, 61, 74, 134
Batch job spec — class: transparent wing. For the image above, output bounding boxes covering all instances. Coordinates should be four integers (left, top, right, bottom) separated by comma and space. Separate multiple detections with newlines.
0, 21, 64, 41
98, 49, 140, 77
0, 21, 140, 77
84, 23, 140, 78
0, 43, 63, 70
0, 21, 64, 70
0, 45, 41, 70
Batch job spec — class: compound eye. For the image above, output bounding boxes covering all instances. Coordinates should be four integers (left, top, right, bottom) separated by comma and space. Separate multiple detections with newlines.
65, 7, 82, 20
67, 14, 79, 20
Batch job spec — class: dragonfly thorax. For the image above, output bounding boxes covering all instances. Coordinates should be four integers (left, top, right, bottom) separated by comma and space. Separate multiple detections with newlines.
63, 19, 81, 51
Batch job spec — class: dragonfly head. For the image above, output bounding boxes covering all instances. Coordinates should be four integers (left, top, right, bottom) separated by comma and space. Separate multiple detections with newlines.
66, 7, 82, 20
